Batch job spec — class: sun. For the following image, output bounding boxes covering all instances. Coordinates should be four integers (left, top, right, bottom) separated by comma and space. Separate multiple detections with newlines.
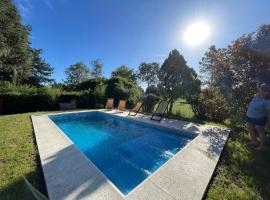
184, 22, 210, 46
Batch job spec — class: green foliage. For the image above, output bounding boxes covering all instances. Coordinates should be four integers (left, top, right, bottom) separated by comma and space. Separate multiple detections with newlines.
0, 113, 47, 200
145, 85, 160, 96
206, 121, 270, 200
93, 84, 106, 106
25, 49, 54, 87
2, 94, 58, 114
158, 49, 201, 113
76, 77, 106, 91
64, 62, 90, 87
142, 93, 160, 113
137, 62, 159, 87
91, 59, 103, 78
105, 77, 141, 108
0, 0, 32, 85
111, 65, 137, 83
200, 24, 270, 119
188, 88, 229, 122
0, 76, 142, 114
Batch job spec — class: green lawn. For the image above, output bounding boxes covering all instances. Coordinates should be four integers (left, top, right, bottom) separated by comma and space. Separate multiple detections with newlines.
170, 99, 225, 126
0, 113, 47, 200
0, 105, 269, 200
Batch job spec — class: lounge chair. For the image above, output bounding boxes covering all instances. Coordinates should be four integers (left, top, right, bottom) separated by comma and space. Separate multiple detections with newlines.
128, 101, 143, 117
151, 100, 170, 121
105, 98, 114, 110
117, 100, 126, 112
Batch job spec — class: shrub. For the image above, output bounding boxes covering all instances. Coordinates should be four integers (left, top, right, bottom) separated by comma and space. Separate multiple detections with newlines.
76, 90, 95, 108
186, 94, 206, 120
2, 94, 58, 114
105, 77, 141, 108
76, 78, 106, 91
145, 85, 160, 96
196, 88, 230, 122
142, 93, 160, 113
93, 84, 107, 107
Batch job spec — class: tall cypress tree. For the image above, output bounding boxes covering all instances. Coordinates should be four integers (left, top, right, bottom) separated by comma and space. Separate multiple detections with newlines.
158, 49, 200, 113
0, 0, 32, 84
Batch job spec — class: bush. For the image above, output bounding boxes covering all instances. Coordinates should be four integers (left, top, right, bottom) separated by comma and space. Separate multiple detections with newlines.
186, 94, 206, 120
193, 88, 230, 122
0, 77, 142, 114
93, 84, 107, 107
105, 77, 141, 108
145, 85, 160, 96
142, 93, 160, 113
76, 78, 106, 91
2, 94, 59, 114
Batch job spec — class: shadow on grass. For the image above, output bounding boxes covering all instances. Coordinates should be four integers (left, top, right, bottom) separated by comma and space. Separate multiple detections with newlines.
0, 155, 47, 200
0, 115, 47, 200
204, 123, 270, 199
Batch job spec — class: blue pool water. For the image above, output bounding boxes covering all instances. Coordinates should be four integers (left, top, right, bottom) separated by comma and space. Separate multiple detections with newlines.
49, 111, 194, 195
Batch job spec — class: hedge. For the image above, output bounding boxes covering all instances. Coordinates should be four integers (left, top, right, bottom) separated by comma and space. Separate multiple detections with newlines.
0, 92, 106, 114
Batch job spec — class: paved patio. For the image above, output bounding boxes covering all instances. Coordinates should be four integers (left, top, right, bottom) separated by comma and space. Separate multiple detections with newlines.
32, 110, 230, 200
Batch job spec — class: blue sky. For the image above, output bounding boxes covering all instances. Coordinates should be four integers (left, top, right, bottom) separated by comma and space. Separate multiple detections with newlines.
14, 0, 270, 82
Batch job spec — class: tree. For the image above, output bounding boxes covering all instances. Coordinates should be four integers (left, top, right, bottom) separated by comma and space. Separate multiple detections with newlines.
25, 49, 54, 86
0, 0, 32, 85
106, 77, 141, 108
91, 59, 103, 78
65, 62, 90, 86
200, 24, 270, 116
158, 49, 200, 113
137, 62, 160, 87
111, 65, 137, 83
145, 85, 160, 96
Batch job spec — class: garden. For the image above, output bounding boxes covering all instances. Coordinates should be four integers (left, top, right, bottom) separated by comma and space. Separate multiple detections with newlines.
1, 1, 270, 200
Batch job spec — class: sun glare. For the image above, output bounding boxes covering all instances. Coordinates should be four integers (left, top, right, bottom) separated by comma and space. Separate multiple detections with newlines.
184, 22, 210, 46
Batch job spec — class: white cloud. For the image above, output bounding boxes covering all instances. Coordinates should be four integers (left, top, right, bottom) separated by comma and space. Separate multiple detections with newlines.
14, 0, 33, 18
42, 0, 69, 10
42, 0, 54, 10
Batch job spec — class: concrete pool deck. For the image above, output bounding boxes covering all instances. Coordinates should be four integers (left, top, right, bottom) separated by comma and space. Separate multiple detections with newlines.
31, 110, 230, 200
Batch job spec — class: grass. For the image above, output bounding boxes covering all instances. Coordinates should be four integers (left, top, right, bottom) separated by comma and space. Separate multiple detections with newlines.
0, 113, 47, 200
205, 125, 270, 200
170, 99, 225, 127
0, 104, 269, 199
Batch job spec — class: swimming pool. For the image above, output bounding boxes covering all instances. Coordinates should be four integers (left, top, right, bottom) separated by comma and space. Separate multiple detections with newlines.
49, 111, 195, 195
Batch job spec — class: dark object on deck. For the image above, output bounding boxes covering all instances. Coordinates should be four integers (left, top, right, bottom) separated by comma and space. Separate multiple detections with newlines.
151, 100, 170, 122
128, 101, 143, 117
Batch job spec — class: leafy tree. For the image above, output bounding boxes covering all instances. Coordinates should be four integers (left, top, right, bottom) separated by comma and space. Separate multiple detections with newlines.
91, 59, 103, 78
25, 49, 54, 87
0, 0, 32, 85
106, 77, 141, 108
145, 85, 160, 96
200, 24, 270, 116
77, 77, 106, 91
142, 93, 160, 113
64, 62, 90, 86
137, 62, 160, 87
158, 49, 200, 113
111, 65, 137, 83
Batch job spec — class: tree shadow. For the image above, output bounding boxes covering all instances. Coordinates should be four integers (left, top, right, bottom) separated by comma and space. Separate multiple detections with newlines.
201, 127, 229, 159
36, 144, 116, 200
